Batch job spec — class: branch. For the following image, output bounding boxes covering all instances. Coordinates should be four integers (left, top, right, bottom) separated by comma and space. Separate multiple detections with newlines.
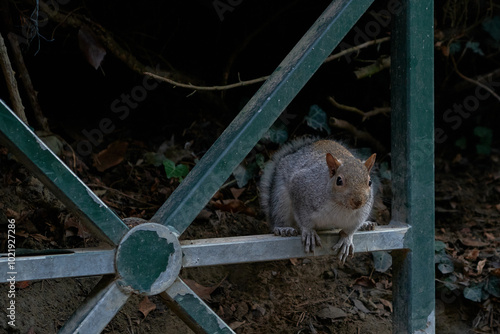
0, 33, 28, 124
7, 32, 50, 131
146, 37, 391, 91
354, 56, 390, 79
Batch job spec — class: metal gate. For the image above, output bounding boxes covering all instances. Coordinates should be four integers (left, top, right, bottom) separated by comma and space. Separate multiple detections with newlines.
0, 0, 435, 332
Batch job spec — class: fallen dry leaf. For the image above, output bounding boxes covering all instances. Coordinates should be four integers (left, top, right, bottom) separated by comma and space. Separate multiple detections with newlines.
380, 298, 393, 312
477, 259, 487, 275
15, 281, 30, 289
78, 27, 107, 69
464, 248, 480, 261
460, 238, 489, 248
229, 321, 246, 330
184, 276, 226, 301
138, 296, 156, 319
211, 199, 256, 216
93, 141, 129, 172
354, 276, 376, 288
230, 187, 245, 199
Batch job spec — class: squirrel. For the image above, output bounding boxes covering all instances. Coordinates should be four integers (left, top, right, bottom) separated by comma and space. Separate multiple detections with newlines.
260, 137, 377, 263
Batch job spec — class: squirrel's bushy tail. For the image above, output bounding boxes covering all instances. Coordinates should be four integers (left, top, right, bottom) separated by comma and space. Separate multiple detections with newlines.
259, 136, 317, 223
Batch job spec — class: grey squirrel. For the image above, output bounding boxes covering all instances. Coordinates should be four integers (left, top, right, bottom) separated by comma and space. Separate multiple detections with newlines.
260, 137, 376, 263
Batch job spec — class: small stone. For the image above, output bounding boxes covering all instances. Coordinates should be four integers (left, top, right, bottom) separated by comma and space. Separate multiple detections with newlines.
316, 305, 347, 319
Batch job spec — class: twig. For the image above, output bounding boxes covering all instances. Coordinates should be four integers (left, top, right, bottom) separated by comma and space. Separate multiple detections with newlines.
144, 71, 270, 91
0, 33, 28, 124
324, 36, 390, 63
451, 55, 500, 102
328, 96, 365, 116
354, 56, 391, 79
329, 117, 387, 155
453, 68, 500, 92
328, 96, 390, 121
7, 32, 50, 131
86, 183, 159, 208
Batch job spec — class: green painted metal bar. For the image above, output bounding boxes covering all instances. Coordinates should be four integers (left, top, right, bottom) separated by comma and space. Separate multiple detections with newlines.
0, 249, 115, 282
0, 100, 129, 245
390, 0, 435, 333
163, 278, 235, 334
152, 0, 375, 234
181, 227, 408, 268
59, 275, 131, 334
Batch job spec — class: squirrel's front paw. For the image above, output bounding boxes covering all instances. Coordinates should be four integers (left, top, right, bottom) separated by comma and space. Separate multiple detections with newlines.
359, 221, 377, 231
332, 230, 354, 263
301, 228, 322, 253
274, 227, 298, 237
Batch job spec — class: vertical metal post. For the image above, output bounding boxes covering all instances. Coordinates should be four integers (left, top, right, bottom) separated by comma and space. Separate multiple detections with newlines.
391, 0, 435, 333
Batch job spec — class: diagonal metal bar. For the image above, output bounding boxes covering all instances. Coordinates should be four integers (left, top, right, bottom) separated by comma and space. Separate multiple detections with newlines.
162, 278, 235, 334
152, 0, 375, 234
59, 275, 131, 334
0, 249, 115, 282
0, 100, 129, 245
181, 227, 408, 268
390, 0, 435, 333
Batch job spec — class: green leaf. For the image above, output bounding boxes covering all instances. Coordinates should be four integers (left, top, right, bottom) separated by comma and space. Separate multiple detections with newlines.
463, 284, 483, 302
435, 240, 447, 253
482, 16, 500, 42
474, 126, 493, 155
485, 276, 500, 297
438, 263, 454, 275
454, 136, 467, 150
163, 159, 189, 182
163, 159, 176, 176
264, 122, 288, 144
465, 41, 484, 56
372, 251, 392, 273
232, 161, 259, 188
443, 275, 458, 291
305, 105, 331, 134
255, 153, 266, 170
449, 42, 461, 55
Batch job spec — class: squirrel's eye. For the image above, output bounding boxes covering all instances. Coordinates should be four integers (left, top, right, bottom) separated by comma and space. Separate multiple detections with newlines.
336, 176, 343, 186
368, 179, 372, 186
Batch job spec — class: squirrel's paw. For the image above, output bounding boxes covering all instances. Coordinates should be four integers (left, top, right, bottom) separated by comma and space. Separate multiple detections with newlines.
301, 228, 322, 253
359, 221, 377, 231
274, 227, 298, 237
332, 230, 354, 263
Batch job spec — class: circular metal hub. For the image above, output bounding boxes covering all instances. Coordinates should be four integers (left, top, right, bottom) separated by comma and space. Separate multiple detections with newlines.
116, 223, 182, 295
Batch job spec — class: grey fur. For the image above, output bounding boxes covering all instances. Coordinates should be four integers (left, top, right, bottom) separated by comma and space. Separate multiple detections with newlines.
260, 138, 376, 262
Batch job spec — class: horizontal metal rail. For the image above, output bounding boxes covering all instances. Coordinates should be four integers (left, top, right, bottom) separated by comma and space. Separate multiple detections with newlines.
0, 249, 115, 282
0, 226, 408, 283
181, 226, 408, 267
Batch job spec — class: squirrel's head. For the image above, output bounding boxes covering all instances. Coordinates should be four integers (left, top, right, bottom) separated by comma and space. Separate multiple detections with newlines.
326, 152, 376, 210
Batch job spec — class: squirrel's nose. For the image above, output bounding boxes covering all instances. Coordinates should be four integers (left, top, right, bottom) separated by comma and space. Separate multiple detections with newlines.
350, 198, 363, 209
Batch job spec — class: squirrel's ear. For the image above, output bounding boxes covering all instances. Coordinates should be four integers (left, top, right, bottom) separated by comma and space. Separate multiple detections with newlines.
364, 153, 377, 172
326, 153, 341, 177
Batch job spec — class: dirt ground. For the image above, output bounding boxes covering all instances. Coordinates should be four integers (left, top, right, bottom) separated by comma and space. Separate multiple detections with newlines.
1, 137, 499, 334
